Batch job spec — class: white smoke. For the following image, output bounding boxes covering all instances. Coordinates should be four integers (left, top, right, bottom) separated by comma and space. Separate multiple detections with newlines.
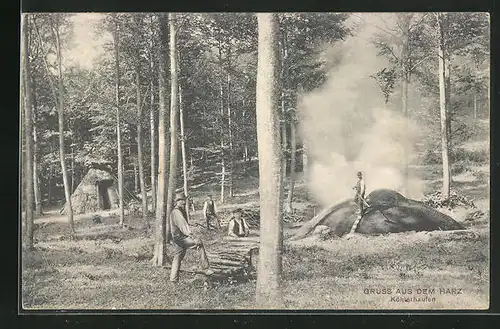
299, 16, 424, 207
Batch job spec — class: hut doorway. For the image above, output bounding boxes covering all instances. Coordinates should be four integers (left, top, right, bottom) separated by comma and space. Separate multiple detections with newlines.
97, 179, 114, 210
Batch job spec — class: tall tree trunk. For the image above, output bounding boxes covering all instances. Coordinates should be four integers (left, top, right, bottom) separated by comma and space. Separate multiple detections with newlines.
242, 104, 250, 165
437, 13, 451, 200
227, 55, 234, 198
152, 13, 169, 267
113, 16, 125, 226
280, 28, 288, 180
399, 23, 410, 196
473, 93, 477, 120
165, 13, 179, 244
31, 75, 43, 216
285, 121, 296, 213
136, 51, 149, 223
70, 141, 75, 192
22, 15, 34, 249
302, 141, 308, 177
53, 18, 74, 232
48, 138, 54, 204
401, 72, 409, 195
149, 25, 157, 212
445, 57, 452, 145
33, 122, 42, 216
21, 90, 26, 227
134, 160, 139, 193
281, 120, 287, 177
179, 83, 190, 221
218, 41, 225, 204
255, 13, 284, 308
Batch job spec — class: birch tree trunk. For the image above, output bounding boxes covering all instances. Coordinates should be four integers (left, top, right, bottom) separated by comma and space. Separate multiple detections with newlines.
179, 83, 190, 221
445, 57, 452, 146
70, 140, 75, 192
255, 13, 284, 308
473, 94, 477, 120
400, 17, 410, 196
165, 13, 180, 244
401, 71, 409, 195
48, 138, 54, 204
280, 29, 288, 180
53, 17, 74, 232
22, 14, 34, 249
31, 75, 43, 216
218, 41, 226, 204
149, 21, 157, 212
227, 59, 234, 198
437, 13, 451, 200
113, 16, 125, 226
152, 13, 169, 266
302, 141, 308, 178
21, 68, 26, 227
285, 121, 296, 213
136, 56, 149, 222
33, 122, 42, 216
281, 120, 287, 177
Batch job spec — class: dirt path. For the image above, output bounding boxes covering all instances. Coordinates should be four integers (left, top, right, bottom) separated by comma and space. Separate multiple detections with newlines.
33, 209, 121, 225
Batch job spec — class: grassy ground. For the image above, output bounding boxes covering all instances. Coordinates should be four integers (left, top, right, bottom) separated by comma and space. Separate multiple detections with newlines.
22, 160, 490, 310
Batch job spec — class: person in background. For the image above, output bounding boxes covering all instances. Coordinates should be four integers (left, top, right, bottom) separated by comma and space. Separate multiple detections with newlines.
353, 171, 366, 217
169, 193, 211, 282
203, 195, 220, 230
227, 208, 250, 238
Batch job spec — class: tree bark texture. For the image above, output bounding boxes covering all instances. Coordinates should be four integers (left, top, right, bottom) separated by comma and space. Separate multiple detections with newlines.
437, 13, 451, 199
22, 14, 35, 249
255, 13, 284, 308
53, 17, 74, 232
152, 13, 169, 266
165, 13, 180, 244
136, 52, 149, 222
113, 16, 125, 226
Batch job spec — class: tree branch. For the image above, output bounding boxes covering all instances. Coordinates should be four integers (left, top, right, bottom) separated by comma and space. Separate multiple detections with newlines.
409, 55, 433, 73
373, 40, 400, 63
32, 15, 58, 107
373, 20, 399, 39
408, 13, 428, 33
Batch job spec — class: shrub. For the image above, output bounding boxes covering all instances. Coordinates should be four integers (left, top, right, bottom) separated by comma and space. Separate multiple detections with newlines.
423, 147, 488, 166
422, 149, 442, 165
451, 162, 468, 175
450, 148, 489, 164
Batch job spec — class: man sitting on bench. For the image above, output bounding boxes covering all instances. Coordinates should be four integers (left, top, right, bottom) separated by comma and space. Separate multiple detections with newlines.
227, 208, 250, 238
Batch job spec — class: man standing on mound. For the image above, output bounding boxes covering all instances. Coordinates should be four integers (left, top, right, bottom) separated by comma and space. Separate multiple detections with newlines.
169, 193, 211, 282
353, 171, 366, 217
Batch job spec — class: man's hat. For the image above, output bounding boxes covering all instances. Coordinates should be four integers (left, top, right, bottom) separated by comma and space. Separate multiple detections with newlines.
175, 193, 186, 202
357, 171, 363, 177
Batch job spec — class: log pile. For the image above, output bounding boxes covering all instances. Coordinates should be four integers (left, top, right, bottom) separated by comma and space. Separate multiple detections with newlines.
202, 236, 260, 280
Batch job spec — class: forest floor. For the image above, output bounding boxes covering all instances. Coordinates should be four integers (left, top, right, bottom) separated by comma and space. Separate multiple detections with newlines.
22, 162, 490, 310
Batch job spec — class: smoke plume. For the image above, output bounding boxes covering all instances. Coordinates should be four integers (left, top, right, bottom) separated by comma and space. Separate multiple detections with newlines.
298, 17, 424, 207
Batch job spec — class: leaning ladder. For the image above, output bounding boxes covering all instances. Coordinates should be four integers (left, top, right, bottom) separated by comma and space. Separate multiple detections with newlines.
349, 213, 362, 234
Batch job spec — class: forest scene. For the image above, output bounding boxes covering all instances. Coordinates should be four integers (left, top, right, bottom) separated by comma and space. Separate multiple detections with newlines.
20, 12, 490, 310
